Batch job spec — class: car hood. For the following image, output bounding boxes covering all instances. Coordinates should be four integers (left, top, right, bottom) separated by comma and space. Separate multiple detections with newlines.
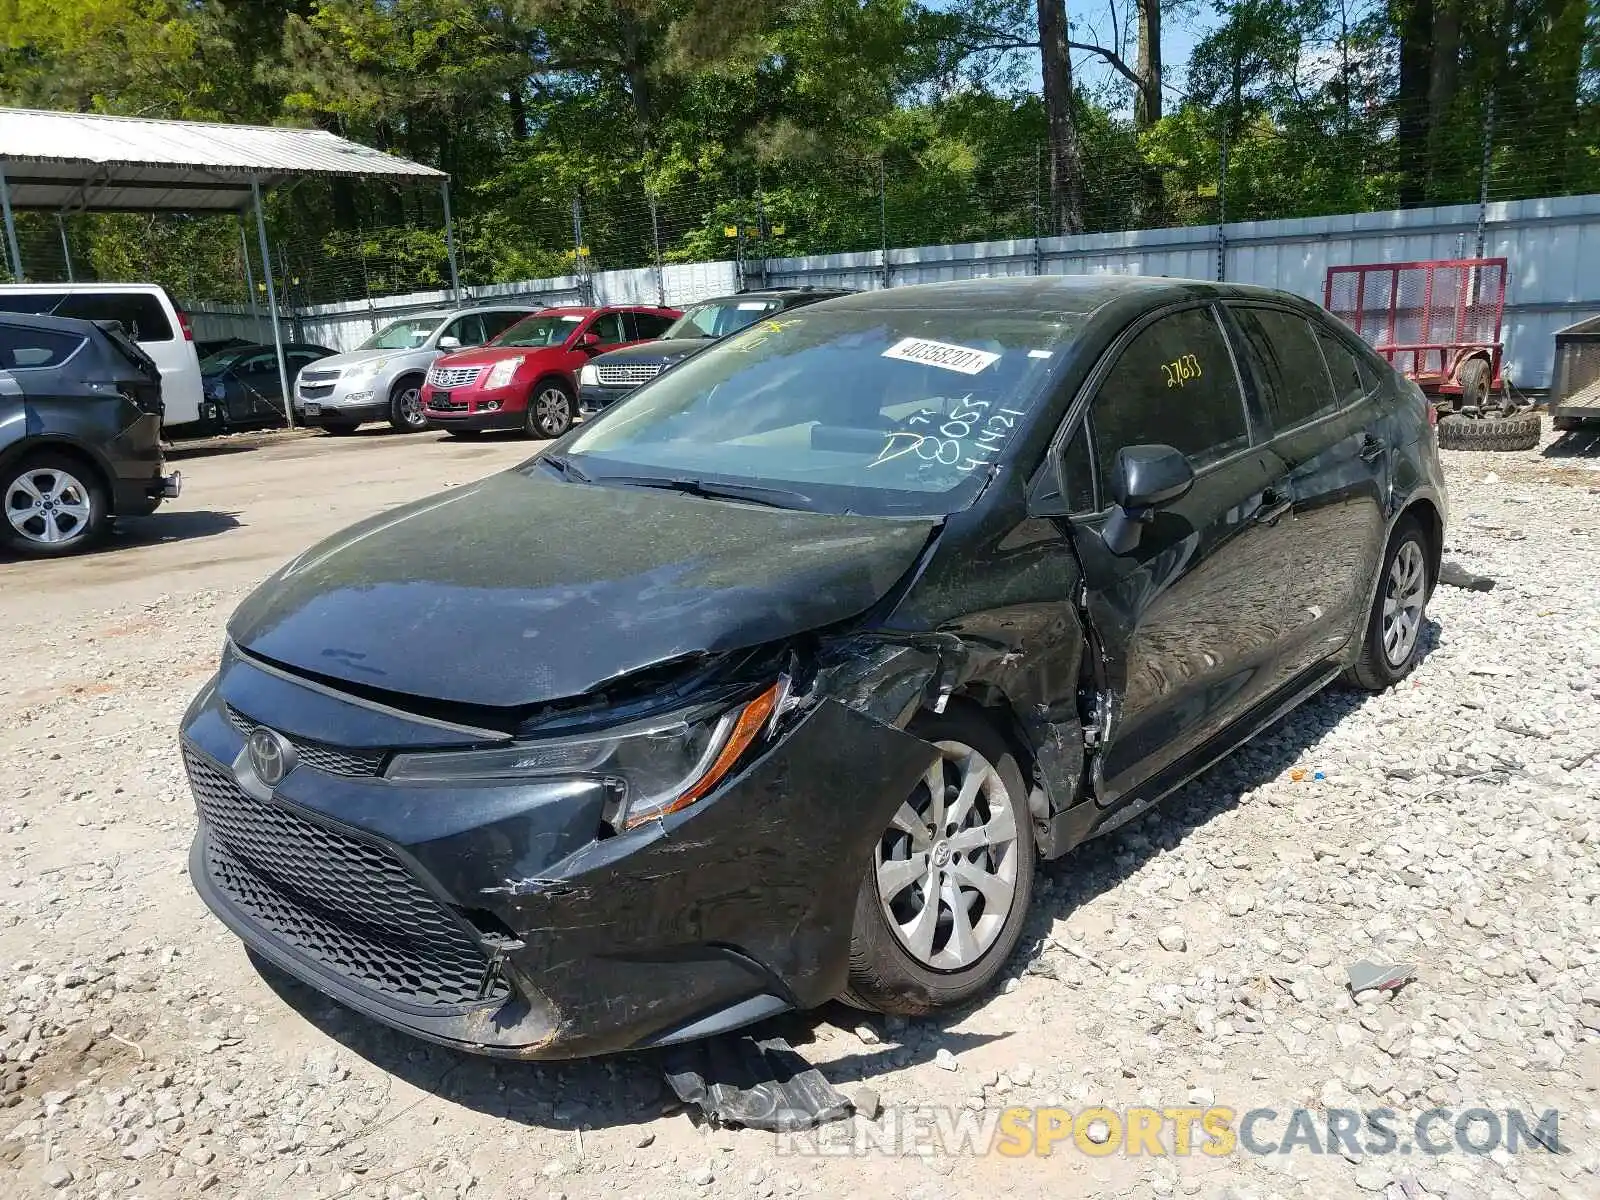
311, 347, 426, 373
227, 469, 938, 710
436, 344, 557, 368
592, 338, 713, 366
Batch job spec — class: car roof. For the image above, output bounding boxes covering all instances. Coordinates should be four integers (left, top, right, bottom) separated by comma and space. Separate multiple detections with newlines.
0, 282, 171, 295
0, 310, 109, 337
813, 275, 1318, 317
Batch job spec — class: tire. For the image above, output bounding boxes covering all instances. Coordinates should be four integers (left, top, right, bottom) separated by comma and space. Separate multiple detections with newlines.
1344, 517, 1431, 692
388, 377, 428, 433
841, 705, 1035, 1015
1455, 356, 1491, 411
525, 379, 574, 439
322, 423, 360, 437
1436, 412, 1540, 452
1, 451, 109, 557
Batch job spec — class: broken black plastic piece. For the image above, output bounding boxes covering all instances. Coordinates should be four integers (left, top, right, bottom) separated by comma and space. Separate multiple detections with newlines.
661, 1033, 854, 1132
1438, 560, 1495, 591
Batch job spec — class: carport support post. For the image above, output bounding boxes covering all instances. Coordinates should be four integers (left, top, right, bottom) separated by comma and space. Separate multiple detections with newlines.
251, 178, 295, 430
440, 180, 461, 302
0, 164, 22, 283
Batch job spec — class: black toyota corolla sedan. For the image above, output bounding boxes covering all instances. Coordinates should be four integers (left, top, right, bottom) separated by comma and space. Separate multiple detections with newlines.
181, 277, 1447, 1059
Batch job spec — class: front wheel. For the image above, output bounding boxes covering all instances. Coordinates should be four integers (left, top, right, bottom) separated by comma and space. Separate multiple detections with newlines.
1344, 519, 1431, 692
525, 380, 574, 439
388, 378, 428, 432
841, 707, 1034, 1014
2, 453, 108, 557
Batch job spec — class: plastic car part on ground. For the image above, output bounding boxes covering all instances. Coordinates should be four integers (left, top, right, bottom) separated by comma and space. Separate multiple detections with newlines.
661, 1032, 854, 1131
1438, 560, 1495, 591
1346, 960, 1418, 995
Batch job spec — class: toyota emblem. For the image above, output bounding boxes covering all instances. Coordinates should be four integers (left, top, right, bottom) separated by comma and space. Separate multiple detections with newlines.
247, 726, 294, 787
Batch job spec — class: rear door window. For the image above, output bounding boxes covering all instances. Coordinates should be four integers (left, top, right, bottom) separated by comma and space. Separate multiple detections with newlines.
0, 323, 89, 369
52, 292, 174, 342
1230, 306, 1340, 430
1315, 327, 1382, 407
1089, 306, 1250, 493
480, 311, 529, 341
0, 291, 68, 315
630, 312, 676, 339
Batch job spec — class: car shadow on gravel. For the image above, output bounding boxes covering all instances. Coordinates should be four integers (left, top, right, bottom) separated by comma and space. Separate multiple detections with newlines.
1542, 428, 1600, 457
244, 629, 1438, 1129
0, 510, 243, 562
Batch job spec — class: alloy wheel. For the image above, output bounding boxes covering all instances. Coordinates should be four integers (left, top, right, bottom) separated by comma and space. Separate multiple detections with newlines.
534, 386, 572, 437
4, 467, 93, 547
875, 740, 1020, 971
396, 386, 425, 429
1381, 539, 1426, 666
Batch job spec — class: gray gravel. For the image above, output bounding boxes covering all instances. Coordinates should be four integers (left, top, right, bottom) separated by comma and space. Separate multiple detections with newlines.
0, 429, 1596, 1199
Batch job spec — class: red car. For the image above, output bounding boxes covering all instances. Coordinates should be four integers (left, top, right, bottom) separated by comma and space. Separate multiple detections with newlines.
421, 305, 680, 438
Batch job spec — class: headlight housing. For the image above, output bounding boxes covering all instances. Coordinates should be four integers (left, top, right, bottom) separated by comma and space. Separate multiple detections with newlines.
386, 682, 780, 830
344, 358, 386, 384
578, 363, 599, 387
485, 356, 524, 389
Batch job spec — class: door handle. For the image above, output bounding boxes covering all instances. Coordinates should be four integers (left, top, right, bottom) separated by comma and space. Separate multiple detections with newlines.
1359, 434, 1385, 463
1253, 485, 1293, 526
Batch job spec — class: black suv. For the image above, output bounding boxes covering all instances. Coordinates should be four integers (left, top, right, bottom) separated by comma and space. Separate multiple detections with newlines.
1, 313, 181, 556
577, 286, 853, 414
181, 277, 1445, 1060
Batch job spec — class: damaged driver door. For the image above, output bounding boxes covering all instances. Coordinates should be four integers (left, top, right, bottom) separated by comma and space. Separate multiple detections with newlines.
1060, 303, 1292, 809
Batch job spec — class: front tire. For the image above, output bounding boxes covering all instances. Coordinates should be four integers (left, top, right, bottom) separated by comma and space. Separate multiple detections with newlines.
388, 377, 428, 432
525, 379, 574, 439
842, 706, 1034, 1014
2, 453, 108, 557
1344, 518, 1431, 692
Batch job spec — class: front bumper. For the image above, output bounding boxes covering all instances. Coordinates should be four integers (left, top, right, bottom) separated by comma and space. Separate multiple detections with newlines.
180, 654, 930, 1059
577, 384, 634, 415
295, 398, 390, 427
421, 382, 524, 432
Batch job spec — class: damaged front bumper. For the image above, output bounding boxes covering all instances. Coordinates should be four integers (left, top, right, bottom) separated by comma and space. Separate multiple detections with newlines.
180, 651, 933, 1060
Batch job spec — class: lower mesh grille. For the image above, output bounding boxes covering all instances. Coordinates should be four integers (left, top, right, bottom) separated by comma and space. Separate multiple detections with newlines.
185, 746, 504, 1008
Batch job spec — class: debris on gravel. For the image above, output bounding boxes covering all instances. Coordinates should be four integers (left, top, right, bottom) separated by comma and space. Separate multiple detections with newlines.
0, 432, 1596, 1199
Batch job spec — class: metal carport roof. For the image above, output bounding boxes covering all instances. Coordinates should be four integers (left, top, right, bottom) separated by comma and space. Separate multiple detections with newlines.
0, 108, 459, 429
0, 107, 445, 212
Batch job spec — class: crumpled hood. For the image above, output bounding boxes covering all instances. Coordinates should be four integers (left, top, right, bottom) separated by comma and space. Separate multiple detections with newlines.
228, 468, 938, 710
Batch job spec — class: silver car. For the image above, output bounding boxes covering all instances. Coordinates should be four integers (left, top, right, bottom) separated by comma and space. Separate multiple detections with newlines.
293, 305, 540, 434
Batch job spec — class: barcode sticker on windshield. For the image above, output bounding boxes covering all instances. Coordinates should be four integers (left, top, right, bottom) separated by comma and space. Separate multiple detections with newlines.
881, 337, 1001, 375
737, 301, 770, 310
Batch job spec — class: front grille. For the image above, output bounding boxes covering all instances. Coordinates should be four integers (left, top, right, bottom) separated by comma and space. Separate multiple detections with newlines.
298, 383, 335, 401
225, 706, 384, 777
185, 747, 505, 1008
595, 362, 663, 387
300, 368, 342, 384
428, 365, 483, 388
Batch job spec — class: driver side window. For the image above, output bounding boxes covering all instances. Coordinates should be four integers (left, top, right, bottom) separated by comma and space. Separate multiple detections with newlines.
442, 315, 484, 347
587, 313, 627, 346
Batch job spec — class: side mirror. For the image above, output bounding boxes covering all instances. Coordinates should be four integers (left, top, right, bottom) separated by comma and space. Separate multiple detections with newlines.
437, 336, 461, 350
1104, 444, 1194, 554
577, 331, 601, 350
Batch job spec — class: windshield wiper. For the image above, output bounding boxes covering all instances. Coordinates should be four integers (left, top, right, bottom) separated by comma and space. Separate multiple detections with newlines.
538, 453, 591, 483
599, 474, 815, 511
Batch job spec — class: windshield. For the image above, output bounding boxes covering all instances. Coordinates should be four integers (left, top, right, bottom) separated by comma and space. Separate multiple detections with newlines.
198, 348, 246, 373
664, 298, 782, 340
361, 318, 442, 351
496, 313, 586, 348
561, 307, 1080, 517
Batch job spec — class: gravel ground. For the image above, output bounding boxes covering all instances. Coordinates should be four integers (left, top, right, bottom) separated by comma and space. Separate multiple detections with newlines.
0, 426, 1596, 1200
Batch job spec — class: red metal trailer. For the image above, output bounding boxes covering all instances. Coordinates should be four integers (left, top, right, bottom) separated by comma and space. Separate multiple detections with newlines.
1324, 257, 1507, 412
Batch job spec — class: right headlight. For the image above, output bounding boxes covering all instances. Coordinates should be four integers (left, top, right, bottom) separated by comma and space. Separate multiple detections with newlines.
386, 682, 780, 830
578, 363, 599, 387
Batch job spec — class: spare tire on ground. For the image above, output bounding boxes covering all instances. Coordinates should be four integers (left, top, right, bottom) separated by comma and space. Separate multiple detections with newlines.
1436, 412, 1541, 452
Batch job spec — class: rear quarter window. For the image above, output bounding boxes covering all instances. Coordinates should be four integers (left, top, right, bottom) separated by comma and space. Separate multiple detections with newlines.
0, 323, 88, 369
52, 292, 174, 342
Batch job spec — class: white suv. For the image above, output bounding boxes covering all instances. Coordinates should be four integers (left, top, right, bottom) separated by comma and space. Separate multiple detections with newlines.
0, 283, 205, 430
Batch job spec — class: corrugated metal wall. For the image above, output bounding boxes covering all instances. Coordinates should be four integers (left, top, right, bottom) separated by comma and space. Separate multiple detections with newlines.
190, 196, 1600, 386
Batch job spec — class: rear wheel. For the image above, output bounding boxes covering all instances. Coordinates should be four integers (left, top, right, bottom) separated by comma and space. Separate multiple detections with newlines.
2, 452, 108, 557
1345, 518, 1431, 692
1455, 356, 1491, 411
388, 377, 428, 432
1436, 412, 1540, 452
525, 379, 574, 439
841, 706, 1034, 1014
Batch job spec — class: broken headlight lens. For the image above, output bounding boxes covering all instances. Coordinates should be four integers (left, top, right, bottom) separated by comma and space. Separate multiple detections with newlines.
385, 683, 779, 830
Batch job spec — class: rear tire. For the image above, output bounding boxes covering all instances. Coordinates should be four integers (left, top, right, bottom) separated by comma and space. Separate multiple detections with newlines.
1436, 412, 1540, 452
525, 379, 574, 439
841, 706, 1034, 1015
1455, 356, 1491, 411
1, 451, 109, 557
1344, 518, 1431, 692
